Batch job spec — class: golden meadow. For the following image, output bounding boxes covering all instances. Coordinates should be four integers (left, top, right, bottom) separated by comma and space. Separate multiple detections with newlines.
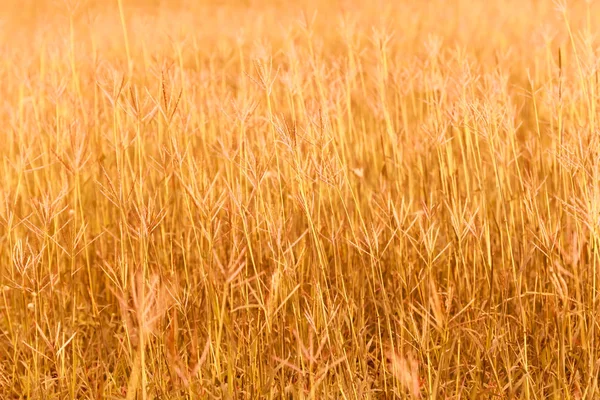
0, 0, 599, 398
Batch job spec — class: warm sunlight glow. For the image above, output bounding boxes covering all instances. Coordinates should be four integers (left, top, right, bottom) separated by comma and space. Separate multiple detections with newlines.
0, 0, 598, 398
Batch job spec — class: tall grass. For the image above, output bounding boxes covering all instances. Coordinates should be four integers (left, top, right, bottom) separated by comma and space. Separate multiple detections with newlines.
0, 0, 599, 398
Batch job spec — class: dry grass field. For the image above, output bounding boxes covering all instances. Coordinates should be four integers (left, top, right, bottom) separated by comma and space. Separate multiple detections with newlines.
1, 0, 600, 398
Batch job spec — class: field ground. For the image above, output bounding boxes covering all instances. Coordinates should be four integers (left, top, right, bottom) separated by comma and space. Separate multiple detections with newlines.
1, 0, 600, 398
